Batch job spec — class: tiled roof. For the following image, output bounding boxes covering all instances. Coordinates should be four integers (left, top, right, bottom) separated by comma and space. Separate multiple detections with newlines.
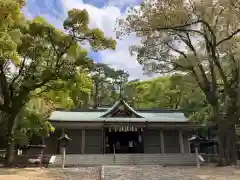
49, 99, 188, 123
49, 110, 188, 123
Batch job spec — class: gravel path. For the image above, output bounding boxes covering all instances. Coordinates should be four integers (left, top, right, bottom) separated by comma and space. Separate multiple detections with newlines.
0, 166, 240, 180
0, 167, 101, 180
103, 165, 240, 180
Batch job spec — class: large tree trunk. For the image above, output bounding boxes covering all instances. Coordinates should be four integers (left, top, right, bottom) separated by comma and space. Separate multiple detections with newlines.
217, 123, 228, 166
211, 104, 230, 166
217, 120, 237, 166
224, 95, 238, 165
4, 112, 18, 167
5, 141, 15, 167
227, 123, 237, 164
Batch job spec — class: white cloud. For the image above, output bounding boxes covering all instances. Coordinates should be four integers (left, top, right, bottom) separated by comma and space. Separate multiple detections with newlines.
107, 0, 141, 7
60, 0, 154, 80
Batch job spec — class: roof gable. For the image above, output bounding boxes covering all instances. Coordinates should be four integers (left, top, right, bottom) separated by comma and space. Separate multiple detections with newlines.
100, 99, 144, 118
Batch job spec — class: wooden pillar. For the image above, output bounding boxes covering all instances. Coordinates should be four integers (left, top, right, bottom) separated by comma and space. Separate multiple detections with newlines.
81, 129, 85, 154
42, 137, 45, 145
60, 128, 65, 154
102, 128, 105, 154
179, 129, 184, 153
160, 129, 165, 153
188, 138, 191, 153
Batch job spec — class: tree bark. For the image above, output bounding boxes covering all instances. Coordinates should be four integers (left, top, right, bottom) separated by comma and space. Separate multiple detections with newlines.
211, 104, 230, 166
93, 82, 99, 109
5, 141, 15, 167
217, 124, 227, 166
227, 123, 237, 164
4, 112, 18, 167
224, 95, 238, 165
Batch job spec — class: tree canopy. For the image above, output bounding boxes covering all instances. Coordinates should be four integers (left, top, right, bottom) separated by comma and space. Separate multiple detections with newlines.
117, 0, 240, 165
0, 0, 116, 165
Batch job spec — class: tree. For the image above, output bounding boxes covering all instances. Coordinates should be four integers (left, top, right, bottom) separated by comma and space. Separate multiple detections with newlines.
43, 70, 93, 109
0, 0, 116, 165
124, 74, 206, 110
123, 79, 140, 107
91, 63, 114, 108
90, 63, 129, 108
14, 97, 55, 146
117, 0, 240, 165
111, 69, 129, 98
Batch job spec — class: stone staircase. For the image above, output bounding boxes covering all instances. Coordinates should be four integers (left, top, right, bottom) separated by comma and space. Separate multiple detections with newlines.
49, 153, 199, 167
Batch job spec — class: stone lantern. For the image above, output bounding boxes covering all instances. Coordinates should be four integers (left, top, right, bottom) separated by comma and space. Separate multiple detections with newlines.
58, 134, 71, 168
58, 134, 71, 148
188, 135, 204, 147
188, 135, 204, 168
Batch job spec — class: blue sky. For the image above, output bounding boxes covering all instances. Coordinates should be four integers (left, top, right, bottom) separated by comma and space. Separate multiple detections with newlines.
22, 0, 149, 79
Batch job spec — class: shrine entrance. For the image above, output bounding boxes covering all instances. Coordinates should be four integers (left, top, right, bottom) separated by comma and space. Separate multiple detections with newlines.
105, 127, 144, 154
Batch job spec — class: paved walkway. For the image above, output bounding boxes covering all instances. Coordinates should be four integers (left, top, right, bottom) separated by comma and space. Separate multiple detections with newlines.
102, 165, 240, 180
102, 165, 200, 180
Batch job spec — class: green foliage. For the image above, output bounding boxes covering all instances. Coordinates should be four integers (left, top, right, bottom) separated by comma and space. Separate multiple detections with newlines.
0, 0, 25, 28
0, 2, 116, 112
43, 70, 93, 109
90, 63, 129, 107
0, 0, 117, 163
0, 0, 24, 64
123, 74, 214, 136
124, 74, 206, 111
15, 105, 54, 146
64, 9, 116, 51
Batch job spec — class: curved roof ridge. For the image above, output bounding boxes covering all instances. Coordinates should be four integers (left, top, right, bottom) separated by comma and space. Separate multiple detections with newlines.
122, 100, 144, 118
100, 99, 144, 118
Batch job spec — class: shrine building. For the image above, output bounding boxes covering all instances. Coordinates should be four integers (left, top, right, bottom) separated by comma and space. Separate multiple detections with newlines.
45, 99, 198, 155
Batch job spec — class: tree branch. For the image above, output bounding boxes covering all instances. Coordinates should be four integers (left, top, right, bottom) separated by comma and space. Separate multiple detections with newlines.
213, 8, 225, 29
134, 20, 205, 36
176, 32, 197, 56
10, 55, 27, 98
0, 61, 10, 108
197, 64, 212, 91
185, 32, 197, 56
165, 42, 188, 59
216, 29, 240, 46
47, 30, 59, 57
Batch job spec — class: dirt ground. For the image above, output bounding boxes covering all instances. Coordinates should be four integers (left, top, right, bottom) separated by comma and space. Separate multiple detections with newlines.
0, 166, 240, 180
0, 167, 101, 180
183, 166, 240, 180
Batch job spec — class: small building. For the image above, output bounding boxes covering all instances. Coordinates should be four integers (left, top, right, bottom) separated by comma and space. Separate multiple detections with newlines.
45, 99, 198, 155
